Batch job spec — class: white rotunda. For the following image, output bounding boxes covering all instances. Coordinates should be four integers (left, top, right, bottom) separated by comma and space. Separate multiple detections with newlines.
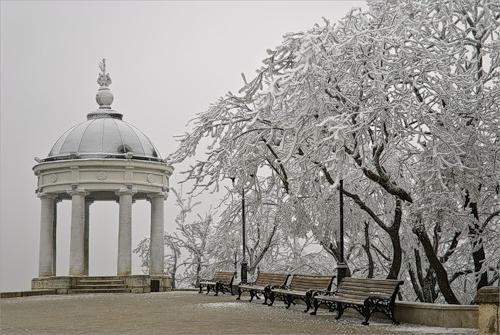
32, 60, 173, 293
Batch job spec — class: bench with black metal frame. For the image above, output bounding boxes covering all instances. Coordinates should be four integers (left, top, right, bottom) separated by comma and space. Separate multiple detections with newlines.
268, 274, 336, 313
312, 277, 404, 325
237, 272, 290, 304
199, 271, 236, 296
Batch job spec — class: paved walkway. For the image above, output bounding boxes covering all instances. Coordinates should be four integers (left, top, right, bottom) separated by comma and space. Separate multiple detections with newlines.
1, 291, 478, 335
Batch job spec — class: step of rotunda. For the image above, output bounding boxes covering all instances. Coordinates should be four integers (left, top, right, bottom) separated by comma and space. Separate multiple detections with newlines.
77, 279, 125, 285
69, 288, 130, 294
76, 276, 124, 281
74, 284, 126, 289
70, 277, 130, 294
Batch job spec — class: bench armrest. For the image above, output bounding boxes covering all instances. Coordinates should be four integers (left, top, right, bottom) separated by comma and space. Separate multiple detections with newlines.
239, 281, 256, 286
313, 289, 335, 297
367, 293, 390, 301
199, 278, 212, 282
216, 280, 232, 286
305, 289, 328, 298
271, 284, 289, 290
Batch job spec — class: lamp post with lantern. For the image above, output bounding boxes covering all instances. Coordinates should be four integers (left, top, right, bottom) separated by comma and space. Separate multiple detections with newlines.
230, 177, 248, 284
336, 179, 348, 284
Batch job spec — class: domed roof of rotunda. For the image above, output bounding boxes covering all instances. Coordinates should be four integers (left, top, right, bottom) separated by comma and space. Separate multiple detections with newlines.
44, 59, 162, 162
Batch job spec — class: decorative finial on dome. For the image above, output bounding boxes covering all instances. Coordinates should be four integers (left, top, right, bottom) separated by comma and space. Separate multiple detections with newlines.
96, 58, 114, 109
97, 58, 112, 87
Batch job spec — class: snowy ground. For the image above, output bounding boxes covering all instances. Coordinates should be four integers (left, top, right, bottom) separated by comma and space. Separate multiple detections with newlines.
0, 291, 478, 335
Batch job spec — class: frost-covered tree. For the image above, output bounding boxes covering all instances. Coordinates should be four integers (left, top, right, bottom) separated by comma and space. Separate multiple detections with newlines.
169, 0, 500, 303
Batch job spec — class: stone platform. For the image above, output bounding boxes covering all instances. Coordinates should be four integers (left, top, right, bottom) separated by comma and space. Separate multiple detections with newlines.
1, 291, 478, 335
31, 275, 171, 294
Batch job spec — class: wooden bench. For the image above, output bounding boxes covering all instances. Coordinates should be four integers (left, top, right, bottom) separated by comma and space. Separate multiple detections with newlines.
199, 271, 236, 296
269, 274, 335, 313
237, 272, 290, 304
312, 277, 403, 325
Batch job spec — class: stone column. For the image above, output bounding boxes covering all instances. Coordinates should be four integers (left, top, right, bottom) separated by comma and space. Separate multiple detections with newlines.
69, 188, 87, 276
52, 199, 58, 276
38, 193, 56, 277
117, 188, 134, 276
149, 194, 165, 276
83, 200, 92, 276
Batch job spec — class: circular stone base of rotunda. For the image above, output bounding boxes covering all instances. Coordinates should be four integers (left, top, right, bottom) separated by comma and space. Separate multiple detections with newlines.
31, 275, 172, 294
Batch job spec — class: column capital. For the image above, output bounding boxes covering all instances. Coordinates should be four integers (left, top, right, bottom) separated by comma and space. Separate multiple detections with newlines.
67, 187, 88, 197
147, 192, 167, 202
115, 187, 137, 197
37, 192, 58, 200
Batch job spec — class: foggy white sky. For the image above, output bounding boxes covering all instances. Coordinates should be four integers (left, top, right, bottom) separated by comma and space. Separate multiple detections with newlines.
0, 0, 366, 291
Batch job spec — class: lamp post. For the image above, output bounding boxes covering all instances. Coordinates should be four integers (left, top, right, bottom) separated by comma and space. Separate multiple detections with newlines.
337, 179, 348, 285
231, 177, 248, 284
240, 186, 248, 284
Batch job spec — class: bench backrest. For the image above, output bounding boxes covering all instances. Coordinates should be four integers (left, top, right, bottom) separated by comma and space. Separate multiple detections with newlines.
254, 272, 290, 287
336, 277, 403, 302
289, 274, 335, 292
213, 271, 236, 284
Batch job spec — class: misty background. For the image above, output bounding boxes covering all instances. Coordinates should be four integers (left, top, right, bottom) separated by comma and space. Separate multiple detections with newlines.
0, 1, 365, 292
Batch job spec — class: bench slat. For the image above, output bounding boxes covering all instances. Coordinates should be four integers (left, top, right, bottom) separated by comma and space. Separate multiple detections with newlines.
342, 277, 402, 283
254, 272, 288, 286
332, 296, 365, 305
289, 275, 333, 291
341, 277, 402, 286
338, 286, 395, 295
239, 284, 266, 291
342, 282, 399, 289
213, 272, 234, 283
335, 292, 391, 301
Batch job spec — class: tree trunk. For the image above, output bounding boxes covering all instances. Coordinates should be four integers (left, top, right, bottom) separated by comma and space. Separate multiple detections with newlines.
171, 273, 176, 289
422, 271, 437, 302
171, 254, 177, 289
467, 201, 489, 290
408, 265, 425, 302
387, 228, 402, 279
248, 224, 277, 275
386, 199, 403, 280
413, 225, 460, 304
195, 256, 202, 288
362, 221, 374, 278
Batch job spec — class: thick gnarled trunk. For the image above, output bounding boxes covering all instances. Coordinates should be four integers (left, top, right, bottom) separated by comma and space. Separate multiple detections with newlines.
413, 225, 460, 304
466, 199, 489, 290
387, 228, 402, 280
362, 221, 374, 278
